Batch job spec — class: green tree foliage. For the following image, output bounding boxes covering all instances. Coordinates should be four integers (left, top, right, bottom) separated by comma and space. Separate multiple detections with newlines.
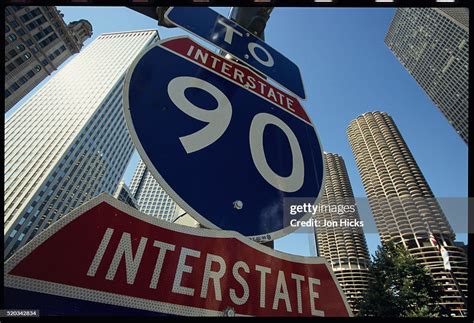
356, 241, 444, 317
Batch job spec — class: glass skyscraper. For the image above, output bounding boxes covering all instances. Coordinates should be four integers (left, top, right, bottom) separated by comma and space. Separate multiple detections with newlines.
385, 8, 469, 144
113, 180, 138, 209
4, 30, 159, 259
129, 158, 179, 222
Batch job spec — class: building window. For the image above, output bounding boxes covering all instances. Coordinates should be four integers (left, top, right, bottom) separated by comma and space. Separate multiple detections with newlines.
34, 65, 41, 72
18, 76, 28, 85
6, 63, 15, 73
10, 19, 19, 28
39, 33, 58, 48
12, 239, 23, 251
41, 59, 48, 66
34, 26, 54, 41
24, 52, 32, 59
18, 28, 26, 36
9, 229, 18, 238
15, 56, 25, 65
7, 34, 17, 42
20, 8, 42, 23
16, 44, 26, 51
26, 16, 47, 31
6, 24, 11, 33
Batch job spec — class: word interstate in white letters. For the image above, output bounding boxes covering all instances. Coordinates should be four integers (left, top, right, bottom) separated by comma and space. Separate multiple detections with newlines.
86, 228, 325, 316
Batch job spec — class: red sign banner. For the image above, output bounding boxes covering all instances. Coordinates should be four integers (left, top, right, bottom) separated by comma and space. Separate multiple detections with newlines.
161, 36, 312, 125
4, 194, 352, 317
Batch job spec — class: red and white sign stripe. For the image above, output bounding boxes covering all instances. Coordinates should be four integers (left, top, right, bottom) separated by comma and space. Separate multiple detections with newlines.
161, 37, 312, 125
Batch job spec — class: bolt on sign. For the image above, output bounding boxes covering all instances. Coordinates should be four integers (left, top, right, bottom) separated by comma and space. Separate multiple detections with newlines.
4, 194, 352, 317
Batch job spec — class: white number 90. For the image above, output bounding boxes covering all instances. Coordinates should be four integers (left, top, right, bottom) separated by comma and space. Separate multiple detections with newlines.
167, 76, 304, 193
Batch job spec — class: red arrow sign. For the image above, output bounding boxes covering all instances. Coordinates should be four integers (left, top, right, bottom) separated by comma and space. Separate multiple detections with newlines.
4, 193, 352, 317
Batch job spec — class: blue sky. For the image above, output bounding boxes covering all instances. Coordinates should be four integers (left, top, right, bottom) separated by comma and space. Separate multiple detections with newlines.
6, 7, 468, 257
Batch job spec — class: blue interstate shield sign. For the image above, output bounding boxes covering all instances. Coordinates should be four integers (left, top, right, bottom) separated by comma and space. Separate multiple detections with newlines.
123, 37, 324, 241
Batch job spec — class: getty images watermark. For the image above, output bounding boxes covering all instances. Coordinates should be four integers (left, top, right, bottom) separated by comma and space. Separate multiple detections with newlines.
283, 197, 469, 234
285, 200, 364, 228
